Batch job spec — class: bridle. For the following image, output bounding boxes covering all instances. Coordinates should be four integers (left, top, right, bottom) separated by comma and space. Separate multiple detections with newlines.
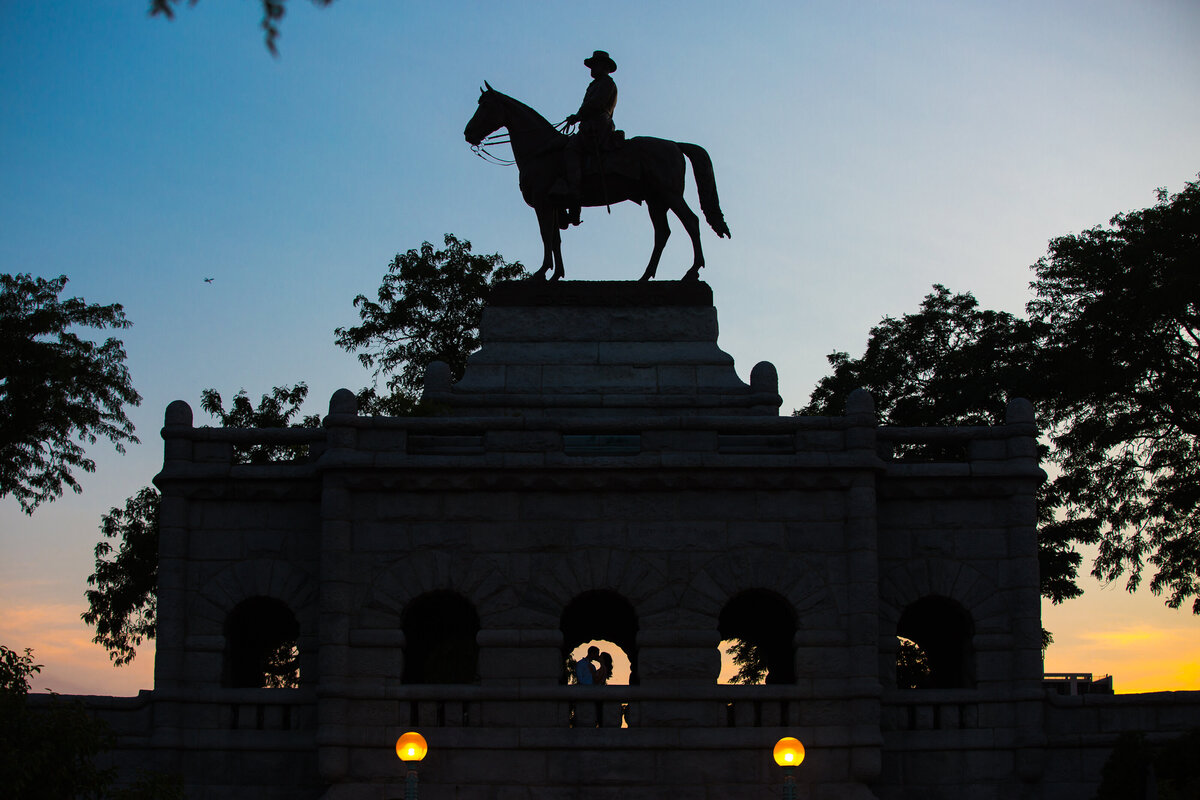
471, 118, 575, 167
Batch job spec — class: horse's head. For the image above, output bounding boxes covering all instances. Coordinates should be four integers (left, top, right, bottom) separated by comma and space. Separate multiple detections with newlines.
464, 81, 505, 146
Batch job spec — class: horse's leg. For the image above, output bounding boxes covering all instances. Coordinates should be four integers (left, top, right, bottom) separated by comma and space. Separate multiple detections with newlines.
534, 207, 557, 280
639, 200, 671, 281
669, 197, 705, 281
551, 232, 565, 281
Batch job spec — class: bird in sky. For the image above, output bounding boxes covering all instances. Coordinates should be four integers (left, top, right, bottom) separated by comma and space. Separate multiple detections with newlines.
204, 277, 214, 283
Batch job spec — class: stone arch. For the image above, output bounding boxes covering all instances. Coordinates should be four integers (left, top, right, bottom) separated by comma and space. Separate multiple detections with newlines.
560, 589, 640, 685
681, 549, 842, 631
718, 588, 797, 684
224, 596, 301, 688
355, 550, 520, 633
684, 550, 841, 684
878, 557, 1009, 637
879, 558, 1009, 689
401, 590, 481, 684
191, 559, 317, 639
520, 548, 675, 624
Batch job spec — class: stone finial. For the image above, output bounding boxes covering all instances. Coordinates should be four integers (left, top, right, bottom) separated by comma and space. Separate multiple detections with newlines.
329, 388, 358, 416
750, 361, 779, 395
424, 360, 452, 395
164, 400, 193, 428
1005, 397, 1035, 425
845, 388, 875, 418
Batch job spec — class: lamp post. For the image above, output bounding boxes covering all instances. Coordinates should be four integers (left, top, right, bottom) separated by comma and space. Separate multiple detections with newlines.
773, 736, 805, 800
396, 731, 428, 800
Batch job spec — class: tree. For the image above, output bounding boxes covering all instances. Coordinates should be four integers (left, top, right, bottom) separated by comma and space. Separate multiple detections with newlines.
1, 274, 141, 514
82, 488, 161, 666
85, 235, 524, 665
803, 178, 1200, 615
199, 382, 321, 463
895, 637, 932, 690
798, 285, 1091, 610
1030, 178, 1200, 612
0, 645, 183, 799
149, 0, 335, 55
800, 285, 1043, 427
84, 384, 317, 665
335, 234, 527, 409
722, 639, 768, 685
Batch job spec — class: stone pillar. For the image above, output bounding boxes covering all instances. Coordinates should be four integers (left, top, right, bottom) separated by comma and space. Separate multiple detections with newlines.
317, 390, 359, 783
1006, 397, 1048, 787
153, 400, 193, 693
842, 389, 884, 786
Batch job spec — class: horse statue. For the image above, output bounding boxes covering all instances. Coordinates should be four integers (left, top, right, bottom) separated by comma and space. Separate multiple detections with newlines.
464, 83, 730, 281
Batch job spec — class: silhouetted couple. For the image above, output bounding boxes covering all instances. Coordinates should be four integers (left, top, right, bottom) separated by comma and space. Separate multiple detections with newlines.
574, 645, 613, 685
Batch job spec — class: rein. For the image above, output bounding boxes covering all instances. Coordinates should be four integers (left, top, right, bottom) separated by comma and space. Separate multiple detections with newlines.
471, 119, 574, 167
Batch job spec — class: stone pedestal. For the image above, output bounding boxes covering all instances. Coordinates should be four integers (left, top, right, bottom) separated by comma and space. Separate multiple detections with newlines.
424, 281, 782, 417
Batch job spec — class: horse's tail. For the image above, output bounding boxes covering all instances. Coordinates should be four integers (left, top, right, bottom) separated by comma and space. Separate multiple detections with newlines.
678, 142, 730, 238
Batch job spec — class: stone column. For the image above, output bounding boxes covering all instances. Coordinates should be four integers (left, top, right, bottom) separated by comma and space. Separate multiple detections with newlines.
842, 389, 884, 787
316, 390, 359, 783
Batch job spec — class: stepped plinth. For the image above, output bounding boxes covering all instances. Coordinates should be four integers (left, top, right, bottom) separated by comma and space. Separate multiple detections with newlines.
422, 280, 782, 416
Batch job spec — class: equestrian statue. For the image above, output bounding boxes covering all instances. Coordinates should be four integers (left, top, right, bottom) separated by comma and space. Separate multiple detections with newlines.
464, 50, 730, 281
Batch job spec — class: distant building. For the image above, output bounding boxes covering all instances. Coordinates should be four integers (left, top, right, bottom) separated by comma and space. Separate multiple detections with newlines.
1043, 673, 1115, 696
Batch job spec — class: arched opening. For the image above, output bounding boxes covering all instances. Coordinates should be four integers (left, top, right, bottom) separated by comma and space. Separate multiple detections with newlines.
402, 591, 480, 684
896, 595, 974, 689
224, 597, 300, 688
717, 589, 796, 685
561, 591, 637, 685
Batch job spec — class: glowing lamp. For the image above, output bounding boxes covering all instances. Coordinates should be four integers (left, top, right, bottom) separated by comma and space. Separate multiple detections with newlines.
395, 731, 428, 762
773, 736, 805, 767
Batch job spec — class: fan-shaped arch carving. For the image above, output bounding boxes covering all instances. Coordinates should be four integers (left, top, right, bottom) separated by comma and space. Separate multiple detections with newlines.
681, 549, 841, 631
356, 550, 519, 632
191, 559, 317, 637
879, 557, 1009, 636
520, 548, 673, 623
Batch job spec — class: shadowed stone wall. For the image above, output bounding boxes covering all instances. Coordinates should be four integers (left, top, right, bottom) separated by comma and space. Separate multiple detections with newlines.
62, 282, 1200, 800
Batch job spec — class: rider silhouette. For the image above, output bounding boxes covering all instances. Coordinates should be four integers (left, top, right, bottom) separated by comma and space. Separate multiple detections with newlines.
561, 50, 618, 226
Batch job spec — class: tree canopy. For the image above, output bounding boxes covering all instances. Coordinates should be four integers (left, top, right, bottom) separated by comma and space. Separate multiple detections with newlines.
335, 234, 527, 410
149, 0, 335, 55
1, 644, 182, 798
1031, 178, 1200, 611
85, 233, 522, 664
1, 274, 141, 514
200, 382, 321, 463
84, 383, 317, 665
804, 177, 1200, 614
82, 488, 161, 666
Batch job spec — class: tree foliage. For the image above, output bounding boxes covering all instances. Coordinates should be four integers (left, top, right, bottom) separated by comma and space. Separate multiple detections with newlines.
149, 0, 335, 55
1, 274, 141, 514
895, 637, 932, 690
82, 488, 161, 666
1030, 179, 1200, 611
798, 285, 1092, 604
800, 284, 1043, 426
84, 384, 319, 666
199, 382, 321, 463
721, 639, 768, 685
0, 645, 183, 799
335, 234, 527, 406
803, 178, 1200, 614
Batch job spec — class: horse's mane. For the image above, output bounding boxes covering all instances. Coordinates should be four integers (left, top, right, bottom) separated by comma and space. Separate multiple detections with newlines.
485, 87, 559, 133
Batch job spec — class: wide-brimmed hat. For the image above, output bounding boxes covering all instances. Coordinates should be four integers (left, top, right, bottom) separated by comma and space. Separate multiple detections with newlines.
583, 50, 617, 73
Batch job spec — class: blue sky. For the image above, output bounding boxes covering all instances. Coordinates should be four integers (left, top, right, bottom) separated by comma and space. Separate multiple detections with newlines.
1, 1, 1198, 695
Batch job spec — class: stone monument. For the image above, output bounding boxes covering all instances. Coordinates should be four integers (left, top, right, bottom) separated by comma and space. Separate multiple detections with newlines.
73, 281, 1200, 799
